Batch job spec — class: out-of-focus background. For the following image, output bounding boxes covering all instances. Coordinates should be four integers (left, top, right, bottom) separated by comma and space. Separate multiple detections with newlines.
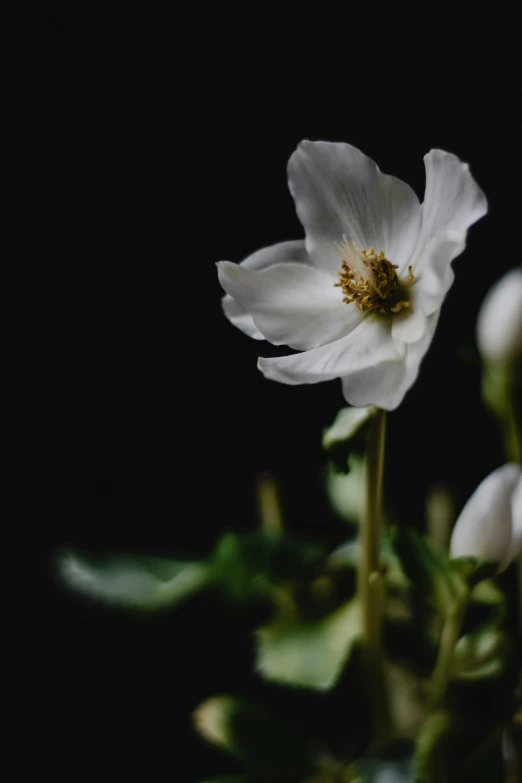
32, 14, 520, 782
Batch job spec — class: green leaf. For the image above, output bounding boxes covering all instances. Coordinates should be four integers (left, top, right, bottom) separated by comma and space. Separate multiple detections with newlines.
391, 529, 467, 616
468, 579, 505, 606
58, 551, 208, 610
414, 712, 506, 783
322, 406, 377, 473
453, 626, 511, 680
255, 599, 361, 690
449, 557, 499, 587
193, 696, 314, 782
325, 456, 365, 524
349, 741, 415, 782
210, 531, 327, 603
351, 761, 413, 782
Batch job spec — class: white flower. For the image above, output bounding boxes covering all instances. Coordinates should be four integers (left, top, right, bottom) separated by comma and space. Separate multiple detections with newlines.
450, 463, 522, 572
476, 267, 522, 365
218, 142, 487, 410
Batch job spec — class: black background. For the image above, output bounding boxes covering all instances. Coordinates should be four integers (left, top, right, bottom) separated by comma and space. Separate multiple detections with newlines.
29, 14, 521, 782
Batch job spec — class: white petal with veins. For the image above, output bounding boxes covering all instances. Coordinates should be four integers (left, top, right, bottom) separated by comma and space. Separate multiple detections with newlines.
222, 240, 310, 340
259, 317, 404, 390
345, 311, 440, 410
392, 230, 466, 344
288, 141, 422, 275
218, 260, 363, 350
413, 149, 487, 261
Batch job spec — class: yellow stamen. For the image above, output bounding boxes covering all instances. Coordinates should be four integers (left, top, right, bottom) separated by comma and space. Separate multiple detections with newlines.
335, 241, 415, 315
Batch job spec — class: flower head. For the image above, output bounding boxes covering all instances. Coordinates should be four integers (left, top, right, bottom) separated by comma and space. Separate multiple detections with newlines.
450, 463, 522, 572
476, 267, 522, 365
218, 142, 487, 410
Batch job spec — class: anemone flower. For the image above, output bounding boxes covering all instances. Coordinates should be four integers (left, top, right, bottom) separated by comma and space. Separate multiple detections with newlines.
218, 141, 487, 410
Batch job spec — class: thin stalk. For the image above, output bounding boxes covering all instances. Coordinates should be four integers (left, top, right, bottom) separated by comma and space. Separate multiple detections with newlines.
486, 362, 522, 631
503, 385, 522, 465
500, 371, 522, 633
428, 590, 470, 712
515, 555, 522, 641
256, 472, 283, 534
357, 408, 392, 741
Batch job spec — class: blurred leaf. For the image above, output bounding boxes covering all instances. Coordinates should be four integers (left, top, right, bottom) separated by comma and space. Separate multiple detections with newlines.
450, 557, 499, 587
391, 529, 467, 616
210, 531, 327, 603
349, 740, 415, 781
210, 533, 261, 603
58, 550, 208, 610
328, 536, 408, 590
351, 762, 413, 782
453, 626, 511, 681
322, 406, 377, 473
193, 696, 314, 782
255, 599, 361, 690
414, 711, 506, 783
325, 456, 365, 524
468, 579, 505, 606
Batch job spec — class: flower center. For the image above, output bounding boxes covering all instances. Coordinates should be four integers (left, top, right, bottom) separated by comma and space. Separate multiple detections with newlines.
334, 238, 414, 315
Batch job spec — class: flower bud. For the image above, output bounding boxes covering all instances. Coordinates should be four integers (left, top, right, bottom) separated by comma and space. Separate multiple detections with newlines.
450, 463, 522, 572
509, 475, 522, 562
476, 267, 522, 365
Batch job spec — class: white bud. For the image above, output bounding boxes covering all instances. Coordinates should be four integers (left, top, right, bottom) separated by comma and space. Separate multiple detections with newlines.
476, 267, 522, 364
450, 463, 522, 572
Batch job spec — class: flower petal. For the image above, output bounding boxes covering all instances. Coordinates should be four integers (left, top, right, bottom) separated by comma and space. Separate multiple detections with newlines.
232, 240, 310, 272
391, 293, 429, 345
414, 149, 487, 260
258, 317, 405, 393
221, 240, 310, 340
287, 141, 422, 274
391, 230, 467, 344
450, 463, 521, 572
218, 260, 363, 350
222, 295, 265, 340
341, 358, 407, 410
414, 229, 467, 314
476, 267, 522, 364
354, 311, 440, 410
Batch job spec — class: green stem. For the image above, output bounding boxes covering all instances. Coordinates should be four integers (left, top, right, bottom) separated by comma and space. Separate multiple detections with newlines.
485, 362, 522, 631
500, 370, 522, 633
256, 472, 283, 534
516, 556, 522, 644
503, 382, 522, 465
357, 408, 391, 741
429, 590, 470, 712
505, 388, 522, 636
